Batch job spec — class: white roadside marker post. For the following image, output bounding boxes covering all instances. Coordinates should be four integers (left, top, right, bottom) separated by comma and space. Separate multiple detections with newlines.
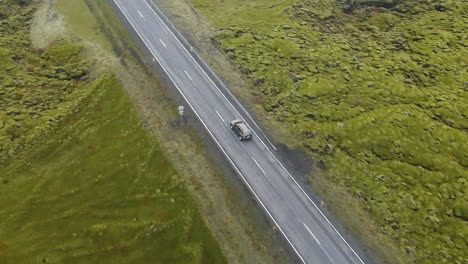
178, 105, 185, 125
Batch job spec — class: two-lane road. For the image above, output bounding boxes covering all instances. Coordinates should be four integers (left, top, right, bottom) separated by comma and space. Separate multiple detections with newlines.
111, 1, 371, 263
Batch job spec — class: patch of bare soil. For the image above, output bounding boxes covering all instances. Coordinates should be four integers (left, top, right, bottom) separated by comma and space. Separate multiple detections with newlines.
31, 0, 66, 49
31, 0, 120, 77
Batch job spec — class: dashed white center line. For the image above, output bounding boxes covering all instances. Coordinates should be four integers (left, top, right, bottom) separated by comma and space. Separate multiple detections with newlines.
252, 157, 266, 175
159, 39, 167, 48
137, 10, 144, 18
215, 110, 225, 123
184, 70, 193, 81
303, 223, 321, 245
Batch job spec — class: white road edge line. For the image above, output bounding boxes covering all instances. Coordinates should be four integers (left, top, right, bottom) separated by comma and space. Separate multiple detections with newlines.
137, 10, 144, 18
111, 1, 307, 264
252, 157, 266, 175
184, 70, 193, 81
303, 223, 320, 245
142, 2, 366, 263
159, 38, 167, 48
144, 0, 278, 151
215, 110, 225, 123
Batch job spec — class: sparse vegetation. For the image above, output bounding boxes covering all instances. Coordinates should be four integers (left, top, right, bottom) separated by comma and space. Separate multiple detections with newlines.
187, 0, 468, 263
0, 1, 226, 263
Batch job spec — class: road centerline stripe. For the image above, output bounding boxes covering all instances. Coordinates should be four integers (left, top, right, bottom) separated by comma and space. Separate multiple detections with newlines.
215, 110, 225, 123
303, 223, 321, 245
252, 157, 266, 175
137, 10, 144, 18
184, 70, 193, 81
159, 38, 167, 48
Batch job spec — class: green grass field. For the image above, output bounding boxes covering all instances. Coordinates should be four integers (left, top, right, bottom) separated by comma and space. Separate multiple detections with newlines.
0, 75, 225, 264
0, 1, 226, 263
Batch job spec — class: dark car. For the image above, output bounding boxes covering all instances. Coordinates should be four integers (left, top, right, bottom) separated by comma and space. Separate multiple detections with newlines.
230, 119, 253, 141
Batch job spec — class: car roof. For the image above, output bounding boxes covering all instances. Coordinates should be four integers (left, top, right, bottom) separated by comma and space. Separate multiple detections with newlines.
237, 122, 251, 134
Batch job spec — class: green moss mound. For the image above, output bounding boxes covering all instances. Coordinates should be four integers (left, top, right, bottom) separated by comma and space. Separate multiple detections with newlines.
190, 0, 468, 262
44, 41, 83, 65
0, 2, 226, 263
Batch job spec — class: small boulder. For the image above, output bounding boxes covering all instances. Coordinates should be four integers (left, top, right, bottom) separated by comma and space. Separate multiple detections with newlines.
453, 201, 468, 221
318, 159, 327, 170
435, 4, 447, 12
288, 73, 301, 82
253, 78, 265, 86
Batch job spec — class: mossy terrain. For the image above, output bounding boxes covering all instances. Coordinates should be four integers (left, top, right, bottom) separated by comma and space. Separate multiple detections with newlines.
0, 1, 226, 263
188, 0, 467, 263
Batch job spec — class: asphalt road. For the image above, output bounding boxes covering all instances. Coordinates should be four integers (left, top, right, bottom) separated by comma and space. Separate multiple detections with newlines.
111, 0, 371, 263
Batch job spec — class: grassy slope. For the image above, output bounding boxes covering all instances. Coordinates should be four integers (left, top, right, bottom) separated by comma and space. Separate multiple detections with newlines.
54, 0, 142, 59
188, 0, 467, 263
0, 2, 225, 263
55, 0, 110, 50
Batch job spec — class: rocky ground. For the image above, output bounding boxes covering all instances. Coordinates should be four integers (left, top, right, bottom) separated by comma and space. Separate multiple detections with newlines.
168, 0, 468, 263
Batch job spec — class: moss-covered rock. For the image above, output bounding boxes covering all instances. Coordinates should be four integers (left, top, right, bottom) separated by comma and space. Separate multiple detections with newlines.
453, 201, 468, 221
